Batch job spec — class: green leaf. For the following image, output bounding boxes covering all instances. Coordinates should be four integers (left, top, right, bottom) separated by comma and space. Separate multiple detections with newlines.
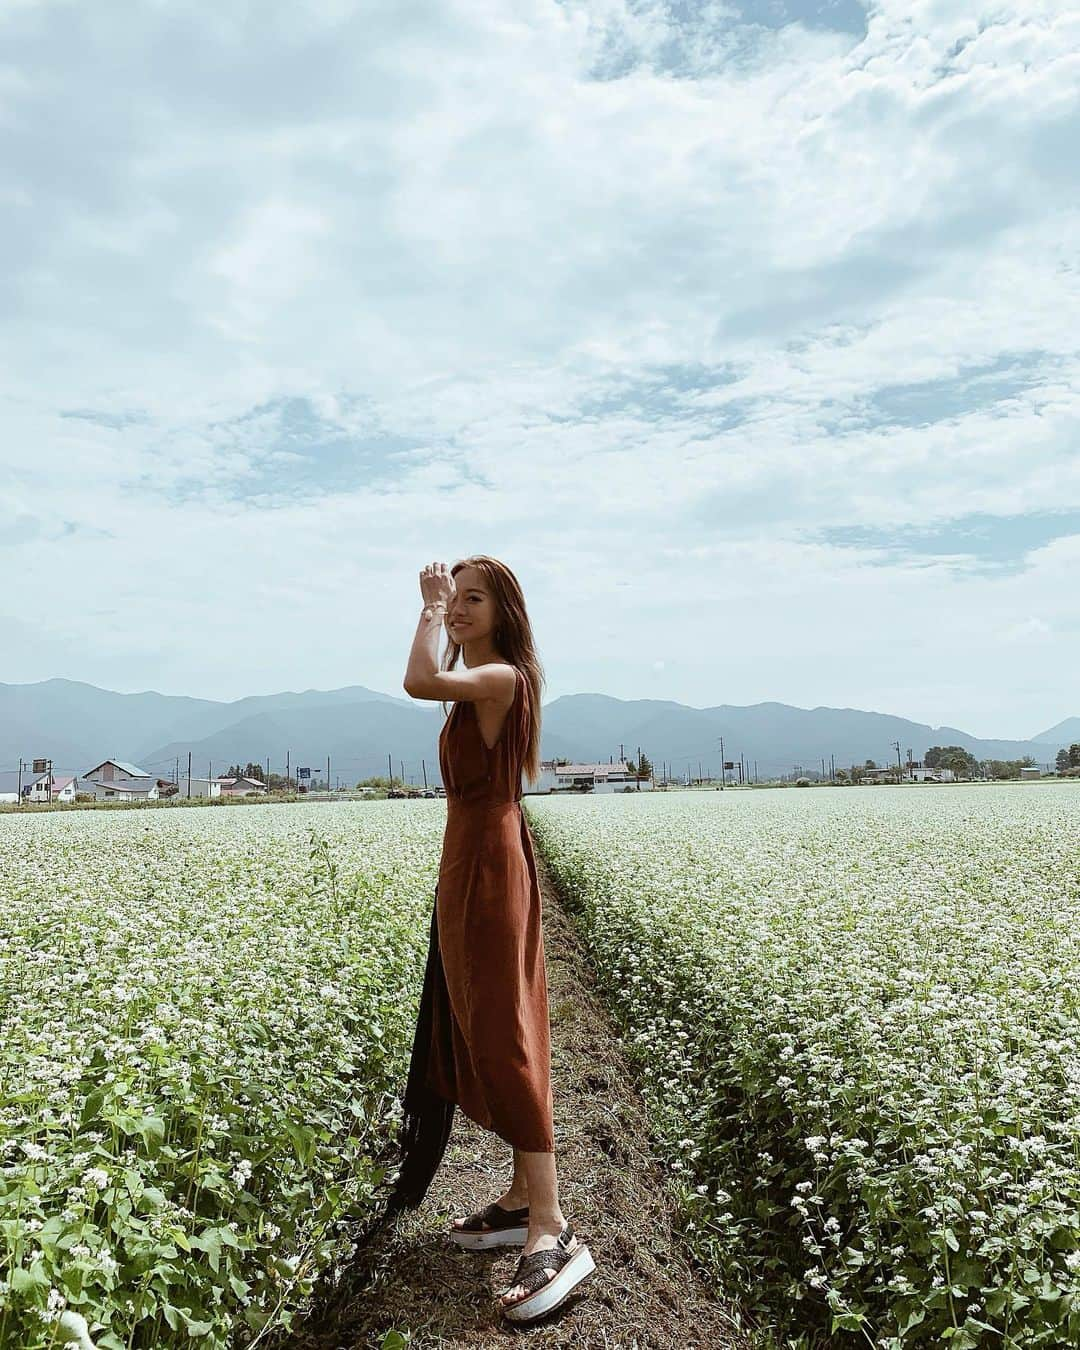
190, 1226, 223, 1272
11, 1264, 50, 1293
80, 1089, 106, 1126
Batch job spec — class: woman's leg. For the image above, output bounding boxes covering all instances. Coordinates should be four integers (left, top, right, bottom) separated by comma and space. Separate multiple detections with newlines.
498, 1147, 579, 1308
450, 1145, 529, 1232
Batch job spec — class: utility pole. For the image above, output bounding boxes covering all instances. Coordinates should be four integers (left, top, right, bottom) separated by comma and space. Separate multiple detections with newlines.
892, 740, 902, 780
266, 756, 270, 785
326, 755, 331, 796
388, 752, 393, 788
286, 750, 290, 786
719, 735, 725, 790
187, 751, 192, 798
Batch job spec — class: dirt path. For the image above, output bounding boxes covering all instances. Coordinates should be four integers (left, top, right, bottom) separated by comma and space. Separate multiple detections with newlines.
277, 848, 754, 1350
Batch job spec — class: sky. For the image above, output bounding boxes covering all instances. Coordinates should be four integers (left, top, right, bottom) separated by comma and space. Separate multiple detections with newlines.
1, 0, 1077, 741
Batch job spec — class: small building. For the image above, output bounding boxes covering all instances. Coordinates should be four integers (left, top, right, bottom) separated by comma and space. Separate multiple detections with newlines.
0, 770, 80, 803
1020, 766, 1041, 780
524, 761, 653, 795
214, 776, 268, 797
78, 758, 159, 801
181, 776, 222, 799
80, 777, 160, 802
908, 765, 956, 783
36, 774, 78, 803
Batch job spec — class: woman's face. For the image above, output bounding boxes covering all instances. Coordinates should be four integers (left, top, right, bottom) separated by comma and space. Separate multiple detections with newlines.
447, 566, 498, 642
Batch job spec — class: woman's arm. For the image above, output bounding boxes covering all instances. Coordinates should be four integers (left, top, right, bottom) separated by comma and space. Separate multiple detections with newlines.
402, 563, 515, 703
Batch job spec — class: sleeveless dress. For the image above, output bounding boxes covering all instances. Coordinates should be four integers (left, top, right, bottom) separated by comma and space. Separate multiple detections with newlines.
385, 665, 554, 1214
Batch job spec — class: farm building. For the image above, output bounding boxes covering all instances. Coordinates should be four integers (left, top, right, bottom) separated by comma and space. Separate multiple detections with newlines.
214, 776, 268, 797
79, 759, 159, 801
524, 761, 653, 795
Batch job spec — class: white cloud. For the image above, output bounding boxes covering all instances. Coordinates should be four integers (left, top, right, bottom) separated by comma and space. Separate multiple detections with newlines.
0, 0, 1077, 738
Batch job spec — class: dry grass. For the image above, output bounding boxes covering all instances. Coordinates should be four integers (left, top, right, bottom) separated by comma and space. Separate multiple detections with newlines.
272, 850, 757, 1350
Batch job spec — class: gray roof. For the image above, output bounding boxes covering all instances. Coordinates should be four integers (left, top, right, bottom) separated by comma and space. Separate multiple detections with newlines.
82, 778, 156, 794
82, 759, 151, 778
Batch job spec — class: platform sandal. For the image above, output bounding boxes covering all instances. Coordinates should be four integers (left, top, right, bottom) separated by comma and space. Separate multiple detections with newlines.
448, 1200, 530, 1249
497, 1221, 595, 1323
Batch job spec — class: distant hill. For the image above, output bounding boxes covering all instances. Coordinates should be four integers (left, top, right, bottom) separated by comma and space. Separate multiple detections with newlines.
0, 678, 1072, 785
1031, 717, 1080, 746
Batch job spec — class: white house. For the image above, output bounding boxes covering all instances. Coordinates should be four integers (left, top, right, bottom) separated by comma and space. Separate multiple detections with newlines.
0, 770, 80, 803
523, 761, 653, 795
908, 765, 957, 783
32, 774, 78, 803
214, 776, 267, 797
182, 776, 222, 799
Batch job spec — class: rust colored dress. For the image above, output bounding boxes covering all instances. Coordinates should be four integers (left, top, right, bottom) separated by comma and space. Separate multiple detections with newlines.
386, 665, 554, 1214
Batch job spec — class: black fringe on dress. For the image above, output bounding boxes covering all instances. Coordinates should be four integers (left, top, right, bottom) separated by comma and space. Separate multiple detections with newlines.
382, 884, 455, 1217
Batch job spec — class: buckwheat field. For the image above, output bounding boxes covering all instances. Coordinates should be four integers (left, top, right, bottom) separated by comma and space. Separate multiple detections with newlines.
3, 784, 1079, 1348
0, 803, 442, 1349
528, 783, 1080, 1347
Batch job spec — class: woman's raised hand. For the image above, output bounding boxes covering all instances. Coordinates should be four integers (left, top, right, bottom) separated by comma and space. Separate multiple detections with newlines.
420, 562, 456, 608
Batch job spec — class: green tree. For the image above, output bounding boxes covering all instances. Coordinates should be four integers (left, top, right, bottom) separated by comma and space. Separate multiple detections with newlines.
1057, 748, 1071, 773
1070, 743, 1080, 768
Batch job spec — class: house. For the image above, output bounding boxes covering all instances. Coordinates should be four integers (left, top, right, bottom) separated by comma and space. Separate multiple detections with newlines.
908, 765, 956, 783
1020, 767, 1041, 780
79, 778, 160, 802
37, 774, 78, 803
0, 770, 80, 803
214, 776, 267, 797
523, 761, 653, 795
181, 776, 222, 799
79, 759, 159, 801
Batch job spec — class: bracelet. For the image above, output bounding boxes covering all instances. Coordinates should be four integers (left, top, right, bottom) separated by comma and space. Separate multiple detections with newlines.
422, 602, 447, 620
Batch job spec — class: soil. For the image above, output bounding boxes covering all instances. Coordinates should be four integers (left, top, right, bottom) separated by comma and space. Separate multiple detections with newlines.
273, 848, 756, 1350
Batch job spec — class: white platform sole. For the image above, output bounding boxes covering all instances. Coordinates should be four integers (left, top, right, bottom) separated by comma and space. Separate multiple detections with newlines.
449, 1221, 529, 1250
500, 1242, 596, 1321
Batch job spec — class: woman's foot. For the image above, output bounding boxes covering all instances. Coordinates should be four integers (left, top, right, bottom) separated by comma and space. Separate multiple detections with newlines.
449, 1189, 530, 1248
498, 1219, 573, 1307
497, 1219, 595, 1321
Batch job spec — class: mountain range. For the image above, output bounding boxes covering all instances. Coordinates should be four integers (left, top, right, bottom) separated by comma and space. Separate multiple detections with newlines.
1, 678, 1074, 786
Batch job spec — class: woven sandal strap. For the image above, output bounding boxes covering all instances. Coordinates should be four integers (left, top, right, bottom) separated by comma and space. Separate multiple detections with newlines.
515, 1252, 572, 1296
513, 1244, 572, 1283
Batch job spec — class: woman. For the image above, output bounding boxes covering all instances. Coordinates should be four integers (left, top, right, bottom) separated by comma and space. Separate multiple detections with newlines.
385, 555, 595, 1323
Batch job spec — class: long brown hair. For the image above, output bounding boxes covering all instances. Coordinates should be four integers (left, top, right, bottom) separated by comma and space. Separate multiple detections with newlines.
441, 555, 544, 785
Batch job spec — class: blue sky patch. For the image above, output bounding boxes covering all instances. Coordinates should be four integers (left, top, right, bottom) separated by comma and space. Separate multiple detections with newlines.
821, 511, 1080, 576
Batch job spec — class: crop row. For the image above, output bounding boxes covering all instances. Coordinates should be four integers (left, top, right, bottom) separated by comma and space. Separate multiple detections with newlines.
0, 803, 437, 1349
525, 785, 1080, 1348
